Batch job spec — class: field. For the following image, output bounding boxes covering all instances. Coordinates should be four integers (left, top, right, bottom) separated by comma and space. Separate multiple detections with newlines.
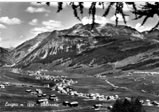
1, 66, 159, 112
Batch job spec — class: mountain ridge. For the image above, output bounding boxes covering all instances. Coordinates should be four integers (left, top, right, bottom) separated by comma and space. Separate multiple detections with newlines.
12, 23, 145, 68
1, 23, 159, 71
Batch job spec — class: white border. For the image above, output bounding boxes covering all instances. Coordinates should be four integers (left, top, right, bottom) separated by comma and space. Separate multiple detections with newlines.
0, 0, 157, 2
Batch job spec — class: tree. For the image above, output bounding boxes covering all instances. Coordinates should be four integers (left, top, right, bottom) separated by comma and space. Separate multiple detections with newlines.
37, 2, 159, 31
111, 97, 146, 112
132, 2, 159, 31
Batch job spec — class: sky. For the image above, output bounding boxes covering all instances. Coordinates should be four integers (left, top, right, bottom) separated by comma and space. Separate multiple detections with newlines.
0, 2, 158, 48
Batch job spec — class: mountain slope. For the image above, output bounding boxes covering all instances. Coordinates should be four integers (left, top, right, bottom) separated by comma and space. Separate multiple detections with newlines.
14, 23, 148, 69
11, 32, 51, 63
0, 47, 13, 66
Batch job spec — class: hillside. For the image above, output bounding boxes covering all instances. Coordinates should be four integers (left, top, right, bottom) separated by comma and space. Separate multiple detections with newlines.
0, 47, 13, 66
12, 23, 144, 68
1, 23, 159, 71
11, 32, 51, 63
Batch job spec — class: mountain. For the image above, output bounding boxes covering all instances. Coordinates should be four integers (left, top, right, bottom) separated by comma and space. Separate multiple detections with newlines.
11, 32, 51, 63
143, 29, 159, 40
61, 23, 143, 38
1, 22, 158, 71
12, 23, 148, 69
114, 29, 159, 70
0, 47, 13, 66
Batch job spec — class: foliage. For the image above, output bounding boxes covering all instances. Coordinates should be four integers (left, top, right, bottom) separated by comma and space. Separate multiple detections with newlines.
132, 2, 159, 31
37, 2, 159, 31
57, 2, 63, 12
111, 97, 146, 112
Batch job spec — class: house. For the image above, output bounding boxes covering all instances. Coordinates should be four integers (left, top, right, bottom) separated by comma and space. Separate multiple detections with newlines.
38, 94, 42, 97
50, 94, 56, 97
37, 99, 49, 105
31, 91, 37, 95
3, 82, 9, 86
36, 89, 43, 94
27, 101, 36, 107
25, 89, 31, 93
44, 84, 50, 88
49, 96, 59, 101
0, 84, 5, 88
63, 101, 69, 106
140, 100, 144, 104
144, 99, 152, 106
68, 101, 78, 107
107, 105, 113, 110
93, 104, 102, 109
114, 95, 119, 99
42, 93, 47, 97
151, 101, 159, 106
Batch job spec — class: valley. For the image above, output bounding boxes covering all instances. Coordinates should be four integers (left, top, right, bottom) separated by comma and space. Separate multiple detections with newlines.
1, 23, 159, 112
1, 67, 159, 112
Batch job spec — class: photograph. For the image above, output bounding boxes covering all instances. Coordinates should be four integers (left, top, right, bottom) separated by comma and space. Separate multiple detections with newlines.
0, 1, 159, 112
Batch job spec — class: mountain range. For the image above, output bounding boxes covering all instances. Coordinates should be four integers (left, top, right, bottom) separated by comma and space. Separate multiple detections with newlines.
2, 23, 159, 71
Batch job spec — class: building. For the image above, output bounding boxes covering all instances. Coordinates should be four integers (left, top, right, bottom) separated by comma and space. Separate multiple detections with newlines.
37, 99, 49, 105
63, 101, 69, 106
25, 89, 32, 93
36, 89, 43, 94
93, 104, 102, 109
68, 101, 78, 107
49, 96, 59, 101
0, 84, 5, 88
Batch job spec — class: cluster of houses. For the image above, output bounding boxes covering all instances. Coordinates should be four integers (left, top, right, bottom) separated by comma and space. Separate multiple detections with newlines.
63, 101, 79, 107
25, 69, 159, 109
84, 93, 119, 101
27, 70, 119, 104
51, 78, 78, 95
95, 74, 107, 78
141, 99, 159, 107
25, 88, 80, 107
0, 84, 5, 88
26, 88, 59, 106
24, 70, 81, 107
50, 77, 119, 102
27, 70, 67, 82
0, 82, 10, 89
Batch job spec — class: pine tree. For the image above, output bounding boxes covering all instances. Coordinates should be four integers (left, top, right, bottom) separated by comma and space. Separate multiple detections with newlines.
37, 2, 158, 31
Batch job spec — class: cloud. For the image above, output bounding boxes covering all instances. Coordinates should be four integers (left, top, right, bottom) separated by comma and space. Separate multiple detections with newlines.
31, 27, 51, 35
26, 7, 50, 13
110, 14, 129, 22
31, 20, 63, 35
42, 20, 62, 28
81, 15, 108, 25
0, 37, 1, 42
29, 19, 38, 25
0, 24, 6, 29
122, 2, 133, 12
135, 2, 146, 9
0, 17, 21, 25
135, 23, 151, 32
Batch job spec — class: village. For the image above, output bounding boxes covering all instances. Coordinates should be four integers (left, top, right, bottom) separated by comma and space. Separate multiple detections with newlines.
1, 69, 159, 111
